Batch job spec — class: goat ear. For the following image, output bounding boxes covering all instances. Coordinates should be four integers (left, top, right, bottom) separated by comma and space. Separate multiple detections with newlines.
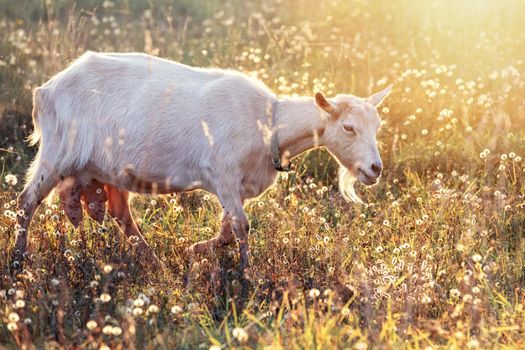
315, 92, 336, 115
368, 84, 393, 107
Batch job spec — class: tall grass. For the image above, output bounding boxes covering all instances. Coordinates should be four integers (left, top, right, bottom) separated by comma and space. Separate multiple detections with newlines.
1, 0, 525, 348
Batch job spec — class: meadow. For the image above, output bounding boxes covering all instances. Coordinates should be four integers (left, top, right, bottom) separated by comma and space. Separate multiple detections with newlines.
1, 0, 525, 348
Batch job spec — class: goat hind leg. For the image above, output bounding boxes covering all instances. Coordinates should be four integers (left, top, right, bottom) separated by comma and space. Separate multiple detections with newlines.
14, 162, 59, 267
105, 185, 161, 266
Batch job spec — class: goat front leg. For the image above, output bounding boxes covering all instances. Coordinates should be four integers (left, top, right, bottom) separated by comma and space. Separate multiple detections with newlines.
231, 211, 250, 275
219, 195, 250, 276
189, 213, 235, 254
188, 192, 250, 276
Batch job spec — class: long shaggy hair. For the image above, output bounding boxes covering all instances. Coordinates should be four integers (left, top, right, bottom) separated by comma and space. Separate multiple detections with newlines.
338, 166, 362, 203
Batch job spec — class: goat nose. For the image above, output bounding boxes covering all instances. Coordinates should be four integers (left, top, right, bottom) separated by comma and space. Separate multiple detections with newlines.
371, 162, 382, 177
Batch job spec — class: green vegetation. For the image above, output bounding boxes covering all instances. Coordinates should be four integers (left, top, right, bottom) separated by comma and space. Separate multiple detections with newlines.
1, 0, 525, 348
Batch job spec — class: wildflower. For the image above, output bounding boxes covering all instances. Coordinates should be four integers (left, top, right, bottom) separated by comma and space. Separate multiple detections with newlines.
15, 300, 25, 308
4, 174, 17, 186
132, 307, 143, 316
472, 254, 482, 262
209, 345, 222, 350
450, 288, 461, 298
472, 286, 480, 294
102, 325, 113, 334
100, 293, 111, 303
354, 341, 367, 350
8, 312, 20, 323
103, 265, 113, 274
467, 338, 480, 349
7, 322, 17, 331
134, 298, 145, 307
421, 129, 429, 135
309, 288, 320, 299
463, 294, 473, 302
86, 320, 98, 330
341, 307, 350, 316
171, 305, 183, 314
421, 295, 432, 304
148, 305, 159, 313
112, 326, 122, 336
232, 327, 248, 342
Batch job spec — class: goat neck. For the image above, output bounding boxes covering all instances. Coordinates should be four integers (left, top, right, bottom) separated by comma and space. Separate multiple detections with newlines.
272, 97, 327, 163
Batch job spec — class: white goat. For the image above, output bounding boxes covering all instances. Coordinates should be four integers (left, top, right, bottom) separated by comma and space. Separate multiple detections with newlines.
15, 51, 392, 271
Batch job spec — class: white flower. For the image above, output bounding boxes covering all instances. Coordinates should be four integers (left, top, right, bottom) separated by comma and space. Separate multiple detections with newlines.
171, 305, 183, 314
450, 288, 461, 298
8, 312, 20, 322
232, 327, 248, 342
4, 174, 18, 186
102, 325, 113, 334
309, 288, 320, 299
472, 254, 482, 263
100, 293, 111, 303
86, 320, 98, 330
148, 305, 159, 313
353, 341, 367, 350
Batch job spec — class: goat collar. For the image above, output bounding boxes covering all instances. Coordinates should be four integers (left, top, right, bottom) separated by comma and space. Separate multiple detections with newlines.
270, 101, 292, 172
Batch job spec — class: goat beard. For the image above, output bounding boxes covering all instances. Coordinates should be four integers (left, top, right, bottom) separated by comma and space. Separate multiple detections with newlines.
338, 166, 363, 203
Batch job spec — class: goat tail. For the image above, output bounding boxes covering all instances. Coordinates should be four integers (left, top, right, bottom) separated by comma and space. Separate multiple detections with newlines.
28, 87, 43, 147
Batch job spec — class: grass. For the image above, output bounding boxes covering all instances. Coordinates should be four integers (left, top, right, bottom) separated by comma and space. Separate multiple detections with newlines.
1, 0, 525, 348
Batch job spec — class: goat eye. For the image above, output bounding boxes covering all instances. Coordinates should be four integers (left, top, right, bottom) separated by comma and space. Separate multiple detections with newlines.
343, 124, 355, 135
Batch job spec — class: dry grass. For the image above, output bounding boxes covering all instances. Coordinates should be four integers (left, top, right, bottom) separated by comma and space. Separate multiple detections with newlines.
1, 0, 525, 348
